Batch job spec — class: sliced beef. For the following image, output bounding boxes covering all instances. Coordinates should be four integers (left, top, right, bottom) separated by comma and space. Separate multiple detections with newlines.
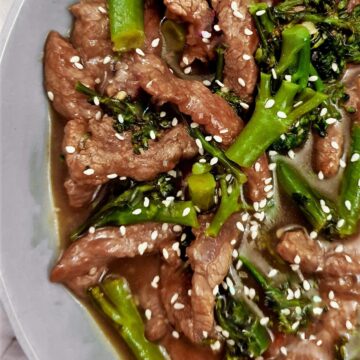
70, 0, 113, 83
64, 178, 97, 208
44, 31, 97, 120
277, 230, 360, 295
50, 224, 178, 295
212, 0, 259, 101
312, 123, 344, 178
269, 299, 359, 360
164, 0, 216, 64
144, 0, 162, 56
134, 54, 243, 145
63, 116, 197, 186
243, 154, 271, 203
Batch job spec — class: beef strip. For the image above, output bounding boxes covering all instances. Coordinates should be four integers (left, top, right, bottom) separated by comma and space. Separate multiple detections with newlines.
212, 0, 259, 101
268, 299, 359, 360
64, 177, 97, 208
312, 122, 344, 178
243, 154, 271, 203
50, 223, 178, 295
70, 0, 113, 85
277, 230, 360, 295
44, 31, 98, 120
63, 115, 197, 186
144, 0, 162, 56
134, 53, 243, 145
164, 0, 216, 64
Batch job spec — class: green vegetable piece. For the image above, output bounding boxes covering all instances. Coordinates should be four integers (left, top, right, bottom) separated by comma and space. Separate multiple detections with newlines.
276, 159, 332, 231
161, 19, 186, 52
338, 124, 360, 237
206, 178, 242, 237
89, 278, 165, 360
108, 0, 145, 52
239, 256, 317, 334
190, 127, 247, 184
225, 73, 327, 167
188, 172, 216, 211
192, 162, 212, 175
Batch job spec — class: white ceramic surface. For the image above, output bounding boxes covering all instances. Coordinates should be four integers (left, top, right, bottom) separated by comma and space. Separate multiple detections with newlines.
0, 1, 120, 359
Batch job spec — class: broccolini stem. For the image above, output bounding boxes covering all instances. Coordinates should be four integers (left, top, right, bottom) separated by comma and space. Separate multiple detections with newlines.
338, 124, 360, 237
215, 45, 226, 82
108, 0, 145, 52
89, 278, 165, 360
190, 127, 247, 184
188, 172, 216, 211
206, 178, 243, 237
276, 159, 332, 231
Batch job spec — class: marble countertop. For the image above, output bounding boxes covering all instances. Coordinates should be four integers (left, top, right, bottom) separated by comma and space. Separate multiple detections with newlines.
1, 1, 28, 359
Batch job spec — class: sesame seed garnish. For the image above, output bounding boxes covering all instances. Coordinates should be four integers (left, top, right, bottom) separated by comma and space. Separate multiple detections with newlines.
151, 38, 160, 48
103, 55, 112, 64
214, 24, 221, 32
184, 66, 192, 74
202, 79, 211, 86
119, 226, 126, 236
271, 68, 277, 79
292, 321, 300, 330
255, 162, 261, 171
237, 77, 246, 87
83, 168, 95, 176
70, 55, 80, 63
95, 78, 101, 84
210, 157, 219, 165
145, 309, 152, 320
310, 231, 318, 239
74, 62, 84, 70
351, 153, 360, 162
345, 254, 352, 263
346, 320, 353, 330
326, 118, 337, 125
318, 171, 324, 180
220, 128, 229, 134
93, 96, 100, 106
256, 9, 266, 16
240, 102, 250, 109
89, 226, 95, 234
313, 295, 322, 303
95, 110, 102, 121
280, 346, 288, 356
309, 75, 318, 82
107, 173, 118, 179
269, 163, 276, 170
336, 219, 345, 228
259, 199, 267, 208
205, 135, 212, 142
115, 133, 125, 140
150, 230, 158, 241
138, 242, 148, 255
294, 255, 301, 264
135, 48, 145, 56
210, 340, 221, 351
162, 248, 169, 259
332, 63, 339, 72
65, 145, 76, 154
244, 28, 253, 35
231, 1, 238, 10
316, 340, 323, 346
285, 74, 292, 82
170, 293, 179, 304
182, 207, 191, 217
232, 249, 239, 258
213, 135, 223, 143
265, 99, 275, 109
294, 289, 301, 299
330, 301, 339, 309
277, 111, 287, 119
268, 269, 278, 278
174, 302, 185, 310
149, 130, 156, 140
151, 275, 160, 288
345, 200, 352, 211
132, 208, 142, 215
242, 54, 251, 60
173, 225, 182, 232
98, 5, 107, 13
303, 280, 311, 291
213, 285, 219, 295
340, 159, 347, 168
328, 290, 335, 300
172, 330, 180, 339
233, 10, 244, 19
201, 30, 212, 39
288, 150, 295, 159
320, 108, 328, 117
335, 244, 344, 253
331, 141, 339, 150
47, 91, 54, 101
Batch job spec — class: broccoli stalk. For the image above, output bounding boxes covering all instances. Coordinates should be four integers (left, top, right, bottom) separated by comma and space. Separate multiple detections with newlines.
71, 180, 198, 240
89, 277, 165, 360
338, 124, 360, 237
216, 295, 271, 358
206, 177, 243, 237
239, 256, 317, 334
276, 159, 335, 232
225, 73, 327, 167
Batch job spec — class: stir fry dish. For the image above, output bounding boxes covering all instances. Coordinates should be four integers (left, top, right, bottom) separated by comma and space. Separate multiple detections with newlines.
44, 0, 360, 358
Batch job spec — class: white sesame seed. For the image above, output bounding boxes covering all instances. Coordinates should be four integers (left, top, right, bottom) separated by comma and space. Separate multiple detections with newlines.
280, 347, 288, 356
145, 309, 152, 320
170, 293, 179, 305
292, 321, 300, 330
103, 55, 112, 64
151, 38, 160, 48
231, 1, 238, 10
162, 248, 169, 259
332, 63, 339, 72
173, 225, 182, 232
320, 108, 328, 117
285, 74, 292, 82
182, 208, 191, 217
210, 157, 219, 165
294, 255, 301, 264
340, 159, 347, 168
174, 302, 185, 310
255, 162, 261, 172
237, 77, 246, 87
107, 173, 118, 180
65, 145, 76, 154
293, 101, 303, 108
269, 163, 277, 171
303, 280, 311, 291
244, 28, 253, 35
268, 269, 278, 278
316, 340, 323, 346
74, 62, 84, 70
337, 218, 345, 228
288, 150, 295, 159
201, 30, 212, 39
345, 254, 352, 263
98, 5, 107, 13
269, 150, 278, 157
210, 340, 221, 351
265, 99, 275, 109
213, 135, 223, 143
326, 118, 337, 125
172, 330, 180, 339
309, 75, 318, 82
151, 275, 160, 288
328, 290, 335, 300
256, 9, 266, 16
83, 168, 95, 176
233, 10, 244, 19
259, 198, 267, 208
202, 80, 212, 87
318, 171, 324, 180
70, 55, 80, 63
294, 289, 301, 299
183, 66, 192, 75
242, 54, 251, 61
138, 242, 148, 255
271, 68, 277, 79
93, 96, 100, 106
214, 24, 221, 32
135, 48, 145, 56
277, 111, 287, 119
351, 153, 360, 162
313, 295, 322, 303
132, 208, 142, 215
220, 128, 229, 134
346, 320, 353, 330
213, 285, 219, 296
335, 244, 344, 253
232, 249, 239, 258
88, 226, 95, 234
310, 231, 318, 239
331, 141, 339, 150
345, 200, 352, 211
47, 91, 54, 101
330, 301, 339, 309
115, 133, 125, 141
